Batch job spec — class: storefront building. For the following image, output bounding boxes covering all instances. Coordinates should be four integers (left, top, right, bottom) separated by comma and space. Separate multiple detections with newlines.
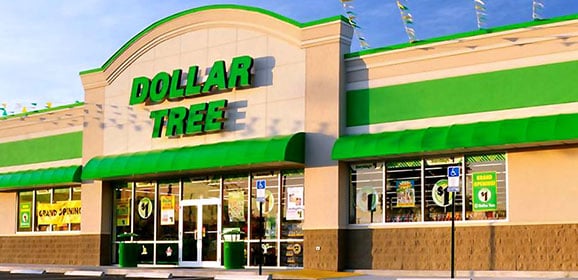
0, 5, 577, 272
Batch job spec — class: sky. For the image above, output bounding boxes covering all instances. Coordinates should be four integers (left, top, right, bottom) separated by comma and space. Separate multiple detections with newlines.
2, 0, 578, 114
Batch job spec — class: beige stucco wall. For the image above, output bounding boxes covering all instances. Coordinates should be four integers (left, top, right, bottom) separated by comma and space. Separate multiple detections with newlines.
345, 19, 578, 135
87, 10, 309, 156
302, 23, 352, 230
347, 19, 578, 90
0, 192, 16, 234
508, 146, 578, 223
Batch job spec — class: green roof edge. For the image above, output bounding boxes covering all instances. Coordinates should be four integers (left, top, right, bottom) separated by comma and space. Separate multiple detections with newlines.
79, 5, 346, 75
345, 13, 578, 59
0, 102, 84, 120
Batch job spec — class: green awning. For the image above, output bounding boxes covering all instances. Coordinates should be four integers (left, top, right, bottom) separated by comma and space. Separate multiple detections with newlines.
332, 113, 578, 161
0, 166, 82, 189
83, 133, 305, 180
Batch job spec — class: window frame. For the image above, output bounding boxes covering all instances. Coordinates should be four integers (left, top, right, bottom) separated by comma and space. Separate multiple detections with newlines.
348, 153, 509, 226
16, 186, 82, 234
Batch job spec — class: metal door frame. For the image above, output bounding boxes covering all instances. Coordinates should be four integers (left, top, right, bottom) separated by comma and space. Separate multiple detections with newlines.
178, 198, 221, 267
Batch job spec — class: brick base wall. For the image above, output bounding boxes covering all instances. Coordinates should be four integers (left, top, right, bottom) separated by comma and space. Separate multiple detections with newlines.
304, 229, 345, 271
0, 234, 111, 265
344, 224, 578, 271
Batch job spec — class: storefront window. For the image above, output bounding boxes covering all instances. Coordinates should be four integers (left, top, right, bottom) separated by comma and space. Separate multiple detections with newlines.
114, 183, 133, 239
134, 181, 156, 241
35, 189, 51, 231
17, 191, 33, 232
424, 157, 463, 222
465, 154, 507, 220
250, 172, 278, 240
250, 242, 277, 266
157, 181, 180, 240
281, 171, 304, 239
280, 241, 303, 267
183, 176, 220, 200
385, 160, 422, 223
16, 187, 80, 233
71, 187, 81, 231
111, 170, 304, 267
349, 163, 383, 224
349, 153, 507, 225
223, 175, 249, 237
280, 171, 304, 267
53, 188, 71, 231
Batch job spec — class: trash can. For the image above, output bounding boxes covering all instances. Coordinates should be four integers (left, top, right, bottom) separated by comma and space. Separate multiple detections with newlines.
118, 242, 139, 267
117, 233, 139, 268
223, 229, 245, 269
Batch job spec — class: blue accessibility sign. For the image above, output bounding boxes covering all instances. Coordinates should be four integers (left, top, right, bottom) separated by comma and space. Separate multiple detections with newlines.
447, 166, 461, 192
447, 166, 460, 177
256, 180, 266, 202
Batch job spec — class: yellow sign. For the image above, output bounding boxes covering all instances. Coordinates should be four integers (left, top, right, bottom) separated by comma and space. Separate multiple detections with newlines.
160, 195, 175, 225
37, 200, 81, 225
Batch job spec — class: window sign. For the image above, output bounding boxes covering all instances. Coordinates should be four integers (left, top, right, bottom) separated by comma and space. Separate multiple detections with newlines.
138, 197, 153, 220
116, 201, 130, 226
19, 202, 31, 229
396, 180, 415, 208
472, 171, 498, 211
228, 191, 246, 222
431, 179, 452, 207
160, 195, 175, 225
286, 187, 304, 220
37, 201, 81, 225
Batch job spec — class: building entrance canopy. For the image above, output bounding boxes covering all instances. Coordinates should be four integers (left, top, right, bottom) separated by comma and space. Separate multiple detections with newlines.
82, 133, 305, 180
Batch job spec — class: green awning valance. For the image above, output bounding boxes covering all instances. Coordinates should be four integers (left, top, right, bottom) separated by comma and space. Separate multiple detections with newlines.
82, 133, 305, 180
333, 113, 578, 161
0, 166, 82, 189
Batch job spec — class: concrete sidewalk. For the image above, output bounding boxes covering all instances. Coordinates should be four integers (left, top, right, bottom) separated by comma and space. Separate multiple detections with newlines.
0, 264, 577, 279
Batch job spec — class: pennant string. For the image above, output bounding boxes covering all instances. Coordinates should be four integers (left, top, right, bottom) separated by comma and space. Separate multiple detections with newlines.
474, 0, 487, 29
339, 0, 370, 49
532, 0, 544, 20
397, 0, 417, 43
0, 101, 65, 117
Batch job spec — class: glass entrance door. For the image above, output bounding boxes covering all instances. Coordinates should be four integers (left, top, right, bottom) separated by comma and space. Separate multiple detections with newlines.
179, 199, 221, 267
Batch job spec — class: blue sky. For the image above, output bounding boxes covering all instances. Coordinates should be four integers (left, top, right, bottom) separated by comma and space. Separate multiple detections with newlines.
2, 0, 578, 114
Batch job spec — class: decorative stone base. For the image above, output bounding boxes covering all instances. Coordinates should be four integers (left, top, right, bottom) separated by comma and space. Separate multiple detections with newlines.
0, 234, 111, 265
344, 224, 577, 271
304, 229, 345, 271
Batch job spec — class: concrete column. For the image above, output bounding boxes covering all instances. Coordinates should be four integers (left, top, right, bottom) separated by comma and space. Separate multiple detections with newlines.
302, 19, 353, 271
80, 71, 113, 264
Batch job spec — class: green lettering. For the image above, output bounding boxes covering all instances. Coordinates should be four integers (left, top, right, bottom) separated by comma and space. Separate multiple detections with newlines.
150, 72, 170, 103
185, 66, 202, 96
201, 61, 227, 93
185, 103, 208, 135
150, 109, 169, 138
205, 99, 227, 132
228, 55, 253, 88
168, 69, 185, 100
129, 77, 150, 105
165, 107, 188, 137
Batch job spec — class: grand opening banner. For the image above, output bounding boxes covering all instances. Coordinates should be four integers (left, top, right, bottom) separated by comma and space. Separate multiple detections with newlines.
37, 201, 81, 225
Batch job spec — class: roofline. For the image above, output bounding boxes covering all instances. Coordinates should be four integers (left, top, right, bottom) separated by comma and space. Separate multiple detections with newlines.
79, 4, 347, 75
346, 13, 578, 59
0, 102, 84, 120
